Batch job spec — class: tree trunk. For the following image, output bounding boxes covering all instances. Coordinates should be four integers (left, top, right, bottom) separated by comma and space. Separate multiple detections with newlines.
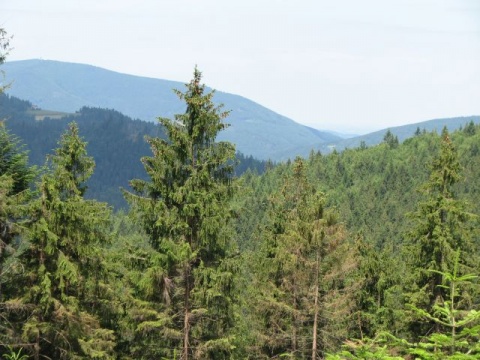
0, 263, 3, 301
34, 333, 40, 360
293, 279, 297, 356
183, 265, 191, 360
312, 250, 320, 360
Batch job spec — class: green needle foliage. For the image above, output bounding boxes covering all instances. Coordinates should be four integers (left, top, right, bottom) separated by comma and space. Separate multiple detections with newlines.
124, 67, 237, 359
328, 252, 480, 359
0, 32, 34, 272
249, 158, 358, 359
0, 123, 35, 353
404, 128, 477, 338
407, 251, 480, 359
13, 123, 115, 359
0, 123, 34, 273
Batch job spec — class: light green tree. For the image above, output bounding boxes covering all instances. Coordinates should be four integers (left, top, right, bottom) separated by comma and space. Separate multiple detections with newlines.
407, 251, 480, 359
327, 252, 480, 359
250, 158, 357, 359
0, 124, 35, 354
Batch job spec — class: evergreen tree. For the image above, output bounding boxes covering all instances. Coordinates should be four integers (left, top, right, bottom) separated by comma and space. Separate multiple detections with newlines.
352, 237, 405, 339
250, 158, 357, 358
328, 252, 480, 359
0, 123, 35, 352
404, 128, 476, 338
0, 123, 33, 262
14, 123, 115, 359
124, 68, 237, 359
103, 211, 171, 360
0, 124, 34, 195
383, 130, 399, 149
408, 251, 480, 358
463, 121, 476, 136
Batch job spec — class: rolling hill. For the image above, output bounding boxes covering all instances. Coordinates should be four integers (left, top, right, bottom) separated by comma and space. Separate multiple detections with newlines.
2, 59, 341, 160
3, 59, 478, 159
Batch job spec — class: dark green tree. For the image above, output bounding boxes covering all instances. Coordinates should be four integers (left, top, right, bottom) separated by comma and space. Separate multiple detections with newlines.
383, 130, 399, 149
15, 123, 115, 359
124, 68, 237, 359
404, 128, 476, 338
463, 121, 476, 136
327, 252, 480, 359
352, 237, 405, 339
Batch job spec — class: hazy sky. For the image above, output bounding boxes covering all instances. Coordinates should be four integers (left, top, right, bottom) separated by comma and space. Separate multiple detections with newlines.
2, 0, 479, 133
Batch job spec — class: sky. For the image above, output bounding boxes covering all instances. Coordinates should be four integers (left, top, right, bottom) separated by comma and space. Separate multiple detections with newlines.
1, 0, 480, 134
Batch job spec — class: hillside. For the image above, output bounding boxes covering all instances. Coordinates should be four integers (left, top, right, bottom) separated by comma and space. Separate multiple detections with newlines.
2, 59, 341, 160
3, 91, 477, 209
0, 94, 267, 208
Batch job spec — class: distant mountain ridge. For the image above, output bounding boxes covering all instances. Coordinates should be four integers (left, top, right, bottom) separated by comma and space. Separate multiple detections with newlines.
328, 116, 480, 152
2, 59, 341, 160
3, 59, 478, 159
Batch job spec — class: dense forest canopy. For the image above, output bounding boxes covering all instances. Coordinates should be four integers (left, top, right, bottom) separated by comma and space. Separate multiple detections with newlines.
2, 28, 480, 359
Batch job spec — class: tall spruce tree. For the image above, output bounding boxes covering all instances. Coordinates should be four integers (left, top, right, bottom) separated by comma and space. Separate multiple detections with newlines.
14, 123, 115, 359
124, 68, 237, 359
404, 128, 476, 338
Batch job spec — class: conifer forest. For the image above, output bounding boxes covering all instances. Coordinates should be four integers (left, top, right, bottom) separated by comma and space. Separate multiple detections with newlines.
2, 31, 480, 360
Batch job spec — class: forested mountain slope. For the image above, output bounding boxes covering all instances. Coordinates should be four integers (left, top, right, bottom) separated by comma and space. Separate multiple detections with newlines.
235, 122, 480, 251
0, 94, 267, 208
2, 59, 340, 160
231, 123, 480, 358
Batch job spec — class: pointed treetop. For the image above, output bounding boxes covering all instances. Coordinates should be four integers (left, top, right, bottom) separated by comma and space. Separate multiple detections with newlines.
48, 122, 95, 197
